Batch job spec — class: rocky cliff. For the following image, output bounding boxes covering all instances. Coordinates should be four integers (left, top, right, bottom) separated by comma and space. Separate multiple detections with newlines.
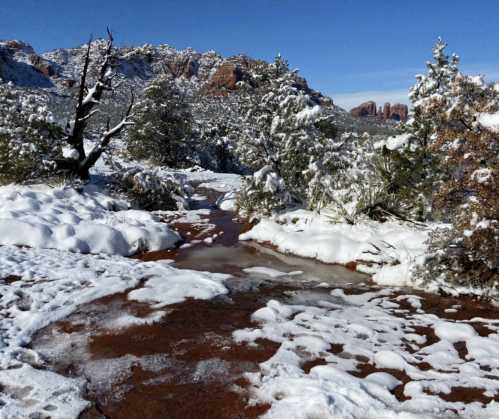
0, 38, 396, 134
350, 100, 408, 122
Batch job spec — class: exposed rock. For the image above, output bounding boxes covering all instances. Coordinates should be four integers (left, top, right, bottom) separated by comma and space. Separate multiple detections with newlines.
1, 40, 34, 54
205, 62, 244, 94
29, 54, 57, 78
388, 103, 408, 122
383, 102, 391, 120
350, 101, 408, 122
165, 55, 199, 79
350, 101, 377, 118
0, 40, 53, 87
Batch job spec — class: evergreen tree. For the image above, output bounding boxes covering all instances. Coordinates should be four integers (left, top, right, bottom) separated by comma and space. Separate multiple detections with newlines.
0, 83, 63, 184
421, 71, 499, 289
236, 56, 331, 214
127, 75, 193, 167
369, 38, 461, 221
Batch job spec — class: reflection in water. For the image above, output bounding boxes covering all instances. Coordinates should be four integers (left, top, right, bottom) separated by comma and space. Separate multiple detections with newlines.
173, 242, 368, 286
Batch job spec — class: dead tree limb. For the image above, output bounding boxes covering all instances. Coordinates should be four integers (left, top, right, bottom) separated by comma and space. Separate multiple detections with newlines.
58, 29, 133, 180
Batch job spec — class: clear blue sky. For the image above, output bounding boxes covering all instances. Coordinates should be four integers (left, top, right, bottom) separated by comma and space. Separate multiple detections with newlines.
2, 0, 498, 109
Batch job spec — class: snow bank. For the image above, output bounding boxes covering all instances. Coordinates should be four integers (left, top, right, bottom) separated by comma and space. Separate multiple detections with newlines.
240, 209, 429, 287
374, 133, 413, 151
177, 168, 242, 192
216, 190, 238, 211
0, 244, 229, 418
477, 111, 499, 133
0, 184, 180, 256
234, 288, 499, 418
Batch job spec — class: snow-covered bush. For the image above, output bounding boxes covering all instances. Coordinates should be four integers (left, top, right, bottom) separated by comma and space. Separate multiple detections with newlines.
192, 95, 246, 173
127, 75, 193, 167
119, 167, 189, 211
236, 56, 336, 214
237, 165, 291, 215
0, 83, 63, 184
413, 40, 499, 290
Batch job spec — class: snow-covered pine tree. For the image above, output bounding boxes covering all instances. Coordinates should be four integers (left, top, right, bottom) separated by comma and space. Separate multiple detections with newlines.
421, 71, 499, 290
236, 55, 330, 214
0, 83, 63, 184
191, 93, 247, 173
371, 38, 461, 221
127, 74, 193, 167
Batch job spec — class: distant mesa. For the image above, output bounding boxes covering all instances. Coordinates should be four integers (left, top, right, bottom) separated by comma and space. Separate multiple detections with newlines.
350, 101, 408, 122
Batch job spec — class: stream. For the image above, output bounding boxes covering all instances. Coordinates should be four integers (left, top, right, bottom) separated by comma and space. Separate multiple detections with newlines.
27, 187, 499, 419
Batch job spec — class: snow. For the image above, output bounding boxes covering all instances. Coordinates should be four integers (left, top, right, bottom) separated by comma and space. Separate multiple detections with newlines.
243, 266, 302, 278
234, 288, 499, 418
0, 364, 88, 419
374, 133, 413, 151
0, 243, 230, 417
295, 105, 321, 125
240, 209, 429, 288
477, 111, 499, 133
434, 321, 477, 343
179, 168, 242, 192
216, 190, 238, 211
128, 269, 229, 308
0, 184, 180, 256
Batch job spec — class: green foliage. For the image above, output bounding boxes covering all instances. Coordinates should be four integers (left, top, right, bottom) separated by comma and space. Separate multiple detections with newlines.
127, 75, 193, 167
410, 39, 499, 291
236, 57, 336, 214
237, 166, 290, 215
0, 85, 63, 185
371, 144, 436, 221
119, 167, 187, 211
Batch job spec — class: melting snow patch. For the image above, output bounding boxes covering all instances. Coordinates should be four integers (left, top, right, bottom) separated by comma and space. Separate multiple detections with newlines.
234, 288, 499, 418
0, 242, 230, 418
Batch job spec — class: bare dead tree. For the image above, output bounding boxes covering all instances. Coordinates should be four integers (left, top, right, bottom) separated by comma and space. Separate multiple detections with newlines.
57, 29, 134, 180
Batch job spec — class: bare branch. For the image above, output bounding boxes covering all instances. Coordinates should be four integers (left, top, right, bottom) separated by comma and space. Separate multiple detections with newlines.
80, 92, 135, 173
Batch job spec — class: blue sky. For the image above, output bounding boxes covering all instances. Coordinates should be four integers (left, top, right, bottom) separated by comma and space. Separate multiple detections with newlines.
2, 0, 498, 109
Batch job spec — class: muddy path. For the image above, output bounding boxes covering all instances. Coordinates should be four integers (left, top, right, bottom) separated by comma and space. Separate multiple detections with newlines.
27, 187, 499, 418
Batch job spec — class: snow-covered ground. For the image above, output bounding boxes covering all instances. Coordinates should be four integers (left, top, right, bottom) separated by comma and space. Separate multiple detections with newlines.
0, 244, 229, 418
240, 209, 431, 289
0, 165, 497, 418
0, 168, 236, 418
234, 287, 499, 418
0, 184, 180, 256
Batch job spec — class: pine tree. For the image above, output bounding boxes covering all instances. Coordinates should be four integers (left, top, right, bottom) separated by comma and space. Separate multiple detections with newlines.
127, 75, 193, 167
236, 56, 329, 214
421, 71, 499, 290
370, 38, 461, 221
0, 83, 63, 184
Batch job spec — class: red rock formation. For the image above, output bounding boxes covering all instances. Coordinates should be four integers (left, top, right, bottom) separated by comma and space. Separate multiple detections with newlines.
383, 102, 391, 120
350, 101, 408, 122
388, 103, 408, 122
29, 54, 57, 78
350, 101, 377, 118
165, 56, 199, 79
205, 62, 243, 94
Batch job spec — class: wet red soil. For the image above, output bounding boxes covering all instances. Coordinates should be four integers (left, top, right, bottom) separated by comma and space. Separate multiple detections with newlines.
28, 277, 499, 417
35, 283, 306, 419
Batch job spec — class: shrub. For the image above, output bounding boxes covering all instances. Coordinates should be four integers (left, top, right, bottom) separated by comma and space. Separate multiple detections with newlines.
0, 84, 63, 184
127, 75, 193, 167
119, 167, 189, 211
